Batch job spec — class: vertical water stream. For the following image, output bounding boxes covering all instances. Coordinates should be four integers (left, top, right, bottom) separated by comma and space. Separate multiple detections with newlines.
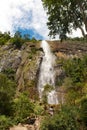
38, 40, 58, 104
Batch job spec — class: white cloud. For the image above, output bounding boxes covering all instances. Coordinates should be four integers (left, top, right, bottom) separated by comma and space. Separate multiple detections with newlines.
0, 0, 49, 39
0, 0, 83, 39
68, 29, 83, 38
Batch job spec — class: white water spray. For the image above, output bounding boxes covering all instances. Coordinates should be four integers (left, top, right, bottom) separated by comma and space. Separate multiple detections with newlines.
38, 40, 58, 104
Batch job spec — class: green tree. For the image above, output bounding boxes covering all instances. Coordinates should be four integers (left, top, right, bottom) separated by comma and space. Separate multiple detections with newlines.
0, 31, 11, 45
42, 0, 87, 39
42, 84, 54, 104
14, 31, 22, 38
80, 97, 87, 126
11, 31, 23, 49
63, 57, 87, 83
13, 92, 34, 123
41, 106, 78, 130
23, 34, 30, 41
0, 115, 13, 130
0, 73, 16, 116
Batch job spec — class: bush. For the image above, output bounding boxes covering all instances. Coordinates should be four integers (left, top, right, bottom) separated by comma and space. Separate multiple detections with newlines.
13, 92, 34, 123
0, 32, 10, 45
34, 103, 44, 116
41, 106, 78, 130
10, 31, 23, 49
11, 37, 23, 49
31, 37, 37, 43
0, 73, 16, 116
80, 97, 87, 126
0, 115, 13, 130
42, 84, 54, 104
63, 57, 87, 83
3, 68, 15, 80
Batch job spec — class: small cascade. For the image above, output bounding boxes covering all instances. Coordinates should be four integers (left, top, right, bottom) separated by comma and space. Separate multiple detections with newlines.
38, 40, 58, 104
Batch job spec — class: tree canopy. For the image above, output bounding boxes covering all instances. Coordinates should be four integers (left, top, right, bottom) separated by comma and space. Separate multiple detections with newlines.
42, 0, 87, 39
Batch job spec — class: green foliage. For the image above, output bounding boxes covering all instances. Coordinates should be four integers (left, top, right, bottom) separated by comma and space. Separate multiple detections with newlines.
0, 32, 10, 45
42, 0, 87, 38
31, 47, 37, 54
34, 102, 44, 115
0, 73, 16, 116
57, 56, 87, 129
0, 30, 38, 47
62, 77, 73, 89
14, 31, 22, 38
28, 53, 33, 59
23, 34, 30, 41
67, 37, 87, 42
11, 31, 23, 49
28, 47, 37, 59
63, 57, 87, 83
44, 84, 54, 92
62, 56, 87, 105
31, 37, 37, 43
55, 79, 63, 86
11, 37, 22, 48
27, 80, 35, 88
3, 68, 15, 80
10, 31, 38, 49
0, 115, 13, 130
13, 92, 34, 123
42, 84, 54, 104
80, 97, 87, 126
41, 105, 78, 130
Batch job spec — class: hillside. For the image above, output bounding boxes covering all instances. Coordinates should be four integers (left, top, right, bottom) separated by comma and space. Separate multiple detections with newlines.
0, 39, 87, 130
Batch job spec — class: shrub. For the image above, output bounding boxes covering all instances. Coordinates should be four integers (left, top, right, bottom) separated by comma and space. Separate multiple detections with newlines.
0, 73, 16, 116
80, 97, 87, 126
42, 84, 54, 104
0, 115, 13, 130
34, 103, 44, 116
0, 32, 10, 45
3, 68, 15, 80
41, 106, 78, 130
31, 37, 37, 43
63, 57, 87, 83
11, 37, 23, 49
13, 92, 34, 123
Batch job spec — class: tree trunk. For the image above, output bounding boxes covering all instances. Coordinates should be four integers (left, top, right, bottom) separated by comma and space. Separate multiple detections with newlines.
78, 2, 87, 33
79, 26, 86, 37
72, 12, 86, 37
84, 22, 87, 32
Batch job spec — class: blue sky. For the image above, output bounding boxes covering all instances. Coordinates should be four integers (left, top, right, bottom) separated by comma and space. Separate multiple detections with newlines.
18, 28, 44, 40
0, 0, 49, 40
0, 0, 83, 40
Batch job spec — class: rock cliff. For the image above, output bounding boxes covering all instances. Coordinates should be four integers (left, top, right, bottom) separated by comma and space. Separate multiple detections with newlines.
0, 40, 87, 100
0, 41, 42, 99
0, 40, 87, 130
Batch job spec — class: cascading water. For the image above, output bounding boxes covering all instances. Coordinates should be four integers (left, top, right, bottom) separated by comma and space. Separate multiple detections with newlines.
38, 40, 58, 104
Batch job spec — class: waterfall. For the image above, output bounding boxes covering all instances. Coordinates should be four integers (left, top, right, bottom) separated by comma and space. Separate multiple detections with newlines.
38, 40, 58, 104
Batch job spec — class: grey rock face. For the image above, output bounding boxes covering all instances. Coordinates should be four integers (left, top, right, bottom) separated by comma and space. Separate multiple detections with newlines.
0, 42, 41, 94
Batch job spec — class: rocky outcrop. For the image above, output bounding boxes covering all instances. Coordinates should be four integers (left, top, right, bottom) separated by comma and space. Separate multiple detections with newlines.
0, 42, 42, 98
47, 40, 87, 103
15, 43, 41, 93
0, 40, 87, 101
48, 40, 87, 56
10, 117, 41, 130
0, 44, 21, 72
